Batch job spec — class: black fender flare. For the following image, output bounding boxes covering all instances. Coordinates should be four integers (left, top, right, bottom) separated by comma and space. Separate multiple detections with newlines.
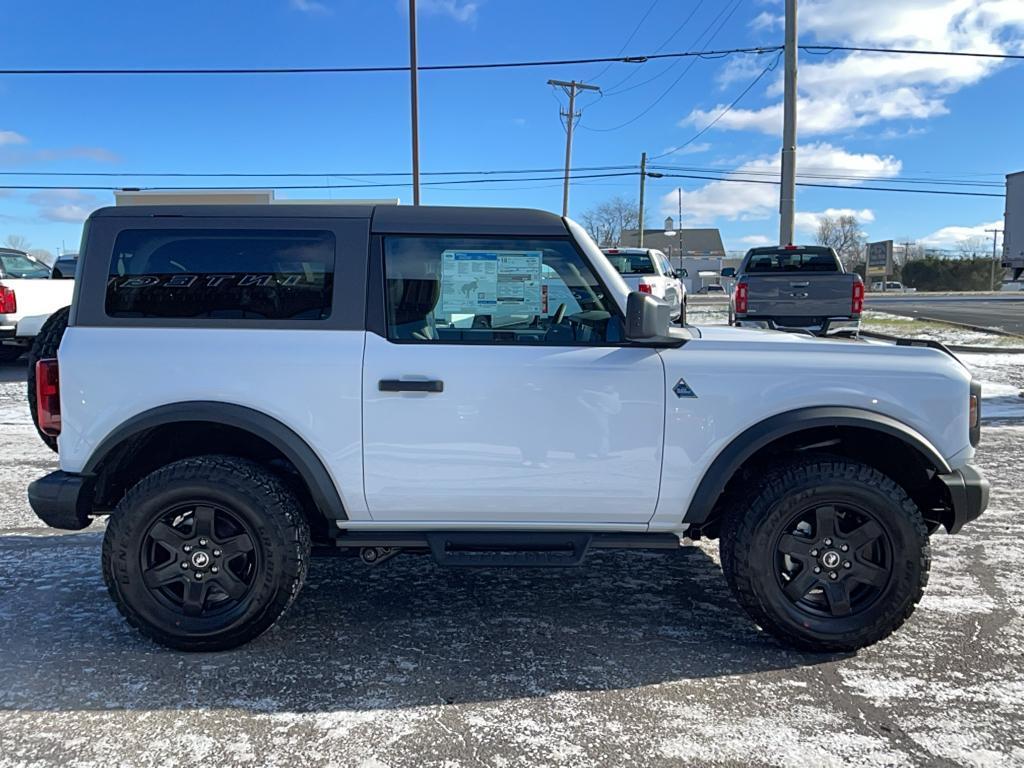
683, 406, 951, 525
83, 401, 347, 520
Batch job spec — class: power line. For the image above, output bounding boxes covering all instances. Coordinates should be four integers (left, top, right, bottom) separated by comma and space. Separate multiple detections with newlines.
649, 50, 783, 159
0, 43, 1015, 78
801, 45, 1024, 61
582, 0, 750, 132
0, 171, 640, 192
648, 164, 1005, 187
1, 172, 1004, 197
653, 172, 1006, 197
588, 0, 661, 82
0, 165, 638, 179
597, 0, 707, 93
0, 46, 780, 76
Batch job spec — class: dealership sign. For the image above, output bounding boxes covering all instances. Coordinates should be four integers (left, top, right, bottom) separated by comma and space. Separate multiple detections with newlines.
867, 241, 893, 275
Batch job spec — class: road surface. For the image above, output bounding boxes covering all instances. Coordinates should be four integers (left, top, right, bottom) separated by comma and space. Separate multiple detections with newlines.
867, 294, 1024, 335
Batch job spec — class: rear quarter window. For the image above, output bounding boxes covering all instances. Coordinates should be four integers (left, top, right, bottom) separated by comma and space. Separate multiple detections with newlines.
105, 229, 335, 320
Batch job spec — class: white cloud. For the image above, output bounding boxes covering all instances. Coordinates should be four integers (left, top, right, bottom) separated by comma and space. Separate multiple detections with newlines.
794, 208, 876, 234
919, 219, 1003, 249
682, 0, 1024, 136
659, 142, 900, 226
290, 0, 330, 13
418, 0, 479, 23
0, 130, 28, 146
28, 189, 105, 223
749, 11, 782, 31
740, 234, 773, 246
659, 142, 711, 157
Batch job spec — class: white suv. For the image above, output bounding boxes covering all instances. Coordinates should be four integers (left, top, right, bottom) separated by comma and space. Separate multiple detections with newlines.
603, 247, 686, 322
28, 204, 987, 652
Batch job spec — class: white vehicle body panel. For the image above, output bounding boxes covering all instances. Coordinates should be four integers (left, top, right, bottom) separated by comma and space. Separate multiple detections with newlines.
56, 327, 371, 519
361, 332, 665, 525
649, 326, 974, 531
0, 278, 75, 339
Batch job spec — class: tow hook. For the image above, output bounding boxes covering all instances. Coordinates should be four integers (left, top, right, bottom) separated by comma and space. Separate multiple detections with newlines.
359, 546, 400, 566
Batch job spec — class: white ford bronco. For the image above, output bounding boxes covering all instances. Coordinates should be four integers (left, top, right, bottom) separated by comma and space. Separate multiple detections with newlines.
28, 204, 988, 652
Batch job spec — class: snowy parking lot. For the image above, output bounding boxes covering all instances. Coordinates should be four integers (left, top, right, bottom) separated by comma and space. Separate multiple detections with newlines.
2, 351, 1023, 767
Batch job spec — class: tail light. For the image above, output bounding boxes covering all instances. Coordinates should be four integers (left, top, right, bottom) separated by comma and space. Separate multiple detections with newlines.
969, 380, 981, 447
637, 283, 652, 294
35, 358, 61, 437
734, 281, 749, 314
851, 280, 865, 314
0, 285, 15, 314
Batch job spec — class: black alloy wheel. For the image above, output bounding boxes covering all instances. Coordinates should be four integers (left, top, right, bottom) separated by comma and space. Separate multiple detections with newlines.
774, 502, 892, 619
141, 503, 259, 618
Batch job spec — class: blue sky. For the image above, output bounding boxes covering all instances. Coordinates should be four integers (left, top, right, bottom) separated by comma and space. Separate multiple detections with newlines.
1, 0, 1022, 255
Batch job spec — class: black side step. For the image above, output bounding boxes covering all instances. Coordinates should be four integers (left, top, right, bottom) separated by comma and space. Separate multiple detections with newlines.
427, 532, 592, 567
332, 531, 682, 567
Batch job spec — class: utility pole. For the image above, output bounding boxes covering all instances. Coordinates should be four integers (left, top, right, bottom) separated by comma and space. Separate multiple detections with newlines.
638, 152, 647, 247
409, 0, 421, 205
986, 228, 1004, 289
548, 79, 600, 217
779, 0, 798, 245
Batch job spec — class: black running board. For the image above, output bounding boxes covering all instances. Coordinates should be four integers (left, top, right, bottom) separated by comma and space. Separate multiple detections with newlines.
333, 531, 681, 567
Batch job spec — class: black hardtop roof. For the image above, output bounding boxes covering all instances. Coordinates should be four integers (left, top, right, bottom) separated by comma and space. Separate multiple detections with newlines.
88, 204, 568, 236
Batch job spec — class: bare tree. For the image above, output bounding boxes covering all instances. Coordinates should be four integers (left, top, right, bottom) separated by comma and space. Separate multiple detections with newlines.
815, 215, 866, 267
579, 196, 643, 247
28, 248, 55, 267
957, 235, 988, 259
3, 234, 31, 252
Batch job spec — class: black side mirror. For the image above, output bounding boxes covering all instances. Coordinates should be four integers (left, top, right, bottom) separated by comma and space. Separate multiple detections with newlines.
625, 291, 676, 344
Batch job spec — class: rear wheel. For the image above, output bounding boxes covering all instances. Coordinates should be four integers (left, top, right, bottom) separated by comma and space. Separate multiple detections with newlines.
720, 456, 929, 652
27, 306, 70, 452
102, 455, 311, 651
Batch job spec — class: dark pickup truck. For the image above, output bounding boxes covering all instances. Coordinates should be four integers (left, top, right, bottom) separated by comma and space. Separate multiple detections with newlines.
729, 245, 863, 335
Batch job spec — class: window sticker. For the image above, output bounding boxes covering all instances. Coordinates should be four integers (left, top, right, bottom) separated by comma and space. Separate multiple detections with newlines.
440, 250, 543, 316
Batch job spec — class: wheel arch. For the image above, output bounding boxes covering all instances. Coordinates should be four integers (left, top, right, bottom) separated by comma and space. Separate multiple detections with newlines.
684, 407, 952, 534
83, 401, 347, 524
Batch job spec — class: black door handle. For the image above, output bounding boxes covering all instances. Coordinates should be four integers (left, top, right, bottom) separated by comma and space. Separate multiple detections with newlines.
379, 379, 444, 393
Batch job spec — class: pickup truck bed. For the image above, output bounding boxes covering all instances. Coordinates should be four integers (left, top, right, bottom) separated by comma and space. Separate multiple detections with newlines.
0, 249, 76, 359
731, 245, 862, 335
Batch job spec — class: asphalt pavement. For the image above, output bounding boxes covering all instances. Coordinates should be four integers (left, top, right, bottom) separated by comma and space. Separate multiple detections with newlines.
866, 294, 1024, 335
2, 357, 1023, 767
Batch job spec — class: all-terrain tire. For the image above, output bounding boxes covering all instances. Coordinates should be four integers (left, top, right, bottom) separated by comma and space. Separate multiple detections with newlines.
720, 456, 930, 652
102, 455, 311, 651
27, 305, 70, 452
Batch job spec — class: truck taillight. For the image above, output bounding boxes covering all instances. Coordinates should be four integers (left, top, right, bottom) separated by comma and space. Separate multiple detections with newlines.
637, 283, 652, 294
735, 282, 749, 314
852, 280, 865, 314
35, 358, 61, 437
0, 285, 15, 314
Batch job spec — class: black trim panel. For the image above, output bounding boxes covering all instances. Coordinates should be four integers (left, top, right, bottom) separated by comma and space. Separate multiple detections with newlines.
28, 471, 94, 530
83, 401, 347, 520
684, 406, 952, 525
937, 463, 989, 534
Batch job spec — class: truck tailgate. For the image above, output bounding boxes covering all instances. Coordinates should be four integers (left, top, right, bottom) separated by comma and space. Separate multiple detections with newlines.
745, 274, 856, 318
0, 278, 75, 336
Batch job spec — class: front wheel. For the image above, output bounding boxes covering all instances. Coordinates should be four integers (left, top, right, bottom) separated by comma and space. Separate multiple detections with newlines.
102, 455, 311, 651
720, 456, 929, 652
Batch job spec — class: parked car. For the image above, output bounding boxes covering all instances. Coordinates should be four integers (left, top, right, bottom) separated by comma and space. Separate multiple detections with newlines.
730, 245, 863, 336
28, 204, 986, 654
870, 281, 915, 293
603, 247, 686, 323
51, 254, 79, 279
0, 248, 75, 361
697, 284, 727, 295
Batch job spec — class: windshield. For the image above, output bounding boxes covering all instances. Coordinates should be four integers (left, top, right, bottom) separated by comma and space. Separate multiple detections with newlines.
607, 252, 656, 275
745, 248, 839, 273
0, 253, 51, 279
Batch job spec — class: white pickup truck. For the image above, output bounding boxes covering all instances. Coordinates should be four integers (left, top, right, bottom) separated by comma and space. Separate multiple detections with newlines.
603, 247, 687, 322
0, 248, 75, 361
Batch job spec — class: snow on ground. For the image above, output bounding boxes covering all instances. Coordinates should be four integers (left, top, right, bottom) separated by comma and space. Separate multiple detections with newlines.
1, 348, 1023, 766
